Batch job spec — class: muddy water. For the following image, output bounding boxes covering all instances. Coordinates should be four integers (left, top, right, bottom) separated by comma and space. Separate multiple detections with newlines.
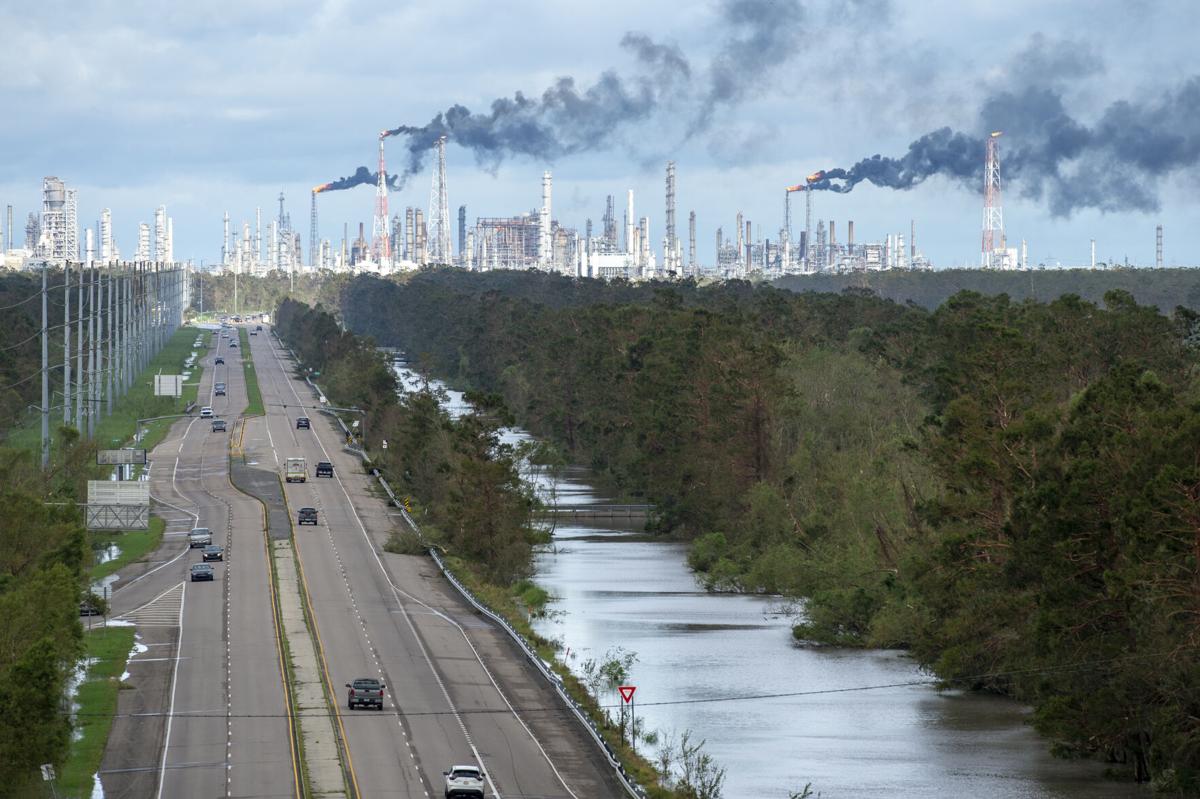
393, 362, 1139, 798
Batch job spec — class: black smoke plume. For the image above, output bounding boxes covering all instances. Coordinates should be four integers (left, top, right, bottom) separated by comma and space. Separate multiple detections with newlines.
314, 166, 400, 194
812, 76, 1200, 215
383, 0, 806, 184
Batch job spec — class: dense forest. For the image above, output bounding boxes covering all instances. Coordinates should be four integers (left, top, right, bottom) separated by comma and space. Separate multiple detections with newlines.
334, 267, 1200, 791
273, 299, 539, 582
776, 266, 1200, 313
191, 270, 343, 317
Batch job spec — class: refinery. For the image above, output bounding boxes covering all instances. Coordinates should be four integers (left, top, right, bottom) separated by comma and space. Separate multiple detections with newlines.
0, 132, 1177, 276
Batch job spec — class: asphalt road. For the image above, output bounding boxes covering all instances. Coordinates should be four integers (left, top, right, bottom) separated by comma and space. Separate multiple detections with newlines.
247, 327, 626, 799
99, 326, 297, 799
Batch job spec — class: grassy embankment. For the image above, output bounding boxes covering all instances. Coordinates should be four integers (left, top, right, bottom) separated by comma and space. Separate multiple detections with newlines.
7, 325, 205, 457
90, 516, 166, 583
239, 328, 264, 416
57, 626, 136, 798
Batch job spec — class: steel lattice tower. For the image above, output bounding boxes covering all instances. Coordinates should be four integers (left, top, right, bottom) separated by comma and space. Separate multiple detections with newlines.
373, 135, 391, 264
665, 161, 677, 272
309, 190, 319, 268
428, 136, 450, 263
982, 131, 1004, 268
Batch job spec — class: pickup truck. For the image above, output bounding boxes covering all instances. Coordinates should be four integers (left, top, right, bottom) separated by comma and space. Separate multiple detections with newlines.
285, 457, 306, 483
345, 678, 385, 710
443, 765, 486, 798
297, 507, 318, 525
188, 527, 213, 548
315, 461, 334, 478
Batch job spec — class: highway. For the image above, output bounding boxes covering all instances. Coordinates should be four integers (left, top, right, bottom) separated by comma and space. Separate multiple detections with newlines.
99, 326, 297, 798
247, 326, 626, 798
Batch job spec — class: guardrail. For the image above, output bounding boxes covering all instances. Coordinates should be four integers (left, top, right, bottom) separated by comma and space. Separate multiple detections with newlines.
274, 330, 648, 798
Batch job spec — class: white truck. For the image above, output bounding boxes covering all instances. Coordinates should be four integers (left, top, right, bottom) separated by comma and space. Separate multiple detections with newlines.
443, 765, 486, 798
285, 457, 307, 483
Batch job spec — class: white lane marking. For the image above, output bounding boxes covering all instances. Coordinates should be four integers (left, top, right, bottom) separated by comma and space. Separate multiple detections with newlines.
155, 580, 187, 799
264, 339, 580, 799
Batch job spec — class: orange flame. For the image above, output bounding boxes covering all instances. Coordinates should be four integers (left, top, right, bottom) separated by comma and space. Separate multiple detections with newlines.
313, 183, 333, 194
807, 171, 824, 182
785, 184, 805, 192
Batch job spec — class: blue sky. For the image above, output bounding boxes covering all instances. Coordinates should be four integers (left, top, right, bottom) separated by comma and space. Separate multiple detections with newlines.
1, 0, 1196, 268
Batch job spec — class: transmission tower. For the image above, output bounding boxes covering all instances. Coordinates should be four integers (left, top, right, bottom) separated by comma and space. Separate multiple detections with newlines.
982, 131, 1005, 269
373, 135, 391, 264
428, 136, 450, 263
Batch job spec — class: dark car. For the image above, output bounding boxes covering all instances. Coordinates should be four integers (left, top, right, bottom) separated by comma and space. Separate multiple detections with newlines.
215, 356, 224, 365
256, 325, 263, 331
228, 341, 238, 348
202, 545, 224, 562
214, 382, 226, 396
296, 417, 310, 430
345, 678, 385, 710
298, 507, 318, 525
190, 563, 215, 582
211, 419, 227, 433
315, 461, 334, 478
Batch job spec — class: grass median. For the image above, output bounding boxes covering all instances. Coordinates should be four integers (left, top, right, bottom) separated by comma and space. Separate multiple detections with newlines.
58, 626, 136, 798
240, 328, 264, 416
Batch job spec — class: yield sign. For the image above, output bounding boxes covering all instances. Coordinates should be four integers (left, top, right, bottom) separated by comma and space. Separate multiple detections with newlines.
618, 685, 636, 704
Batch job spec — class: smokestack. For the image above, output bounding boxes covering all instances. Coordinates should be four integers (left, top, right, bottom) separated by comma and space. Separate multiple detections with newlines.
1156, 224, 1163, 268
626, 190, 634, 256
1091, 239, 1096, 269
847, 220, 854, 248
405, 207, 414, 260
688, 210, 696, 273
458, 205, 467, 263
745, 218, 752, 270
5, 205, 11, 254
540, 171, 552, 267
910, 219, 915, 260
829, 221, 836, 247
222, 212, 230, 267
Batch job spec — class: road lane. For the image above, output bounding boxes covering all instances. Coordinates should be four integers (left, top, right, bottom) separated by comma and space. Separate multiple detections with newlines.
99, 325, 296, 799
250, 325, 624, 798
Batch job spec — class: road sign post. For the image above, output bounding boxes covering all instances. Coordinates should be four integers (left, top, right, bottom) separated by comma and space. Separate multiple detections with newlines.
619, 685, 637, 748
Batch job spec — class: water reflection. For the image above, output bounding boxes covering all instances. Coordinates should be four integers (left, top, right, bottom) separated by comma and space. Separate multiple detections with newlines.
392, 359, 1138, 798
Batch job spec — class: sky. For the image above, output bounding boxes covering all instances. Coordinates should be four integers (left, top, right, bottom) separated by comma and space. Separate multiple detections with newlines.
1, 0, 1197, 269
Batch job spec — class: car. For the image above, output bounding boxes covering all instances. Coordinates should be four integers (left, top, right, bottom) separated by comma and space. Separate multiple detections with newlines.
200, 406, 213, 418
79, 598, 105, 617
345, 678, 385, 710
214, 382, 226, 396
443, 765, 486, 798
229, 341, 238, 349
315, 461, 334, 478
202, 544, 224, 562
255, 325, 263, 331
297, 507, 318, 525
188, 527, 213, 548
190, 563, 215, 582
211, 419, 227, 433
215, 356, 224, 365
249, 330, 257, 336
296, 417, 310, 430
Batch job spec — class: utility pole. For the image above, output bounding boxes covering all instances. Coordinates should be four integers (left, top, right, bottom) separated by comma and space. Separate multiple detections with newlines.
75, 263, 84, 431
63, 262, 71, 425
106, 264, 113, 416
40, 262, 49, 469
87, 264, 96, 440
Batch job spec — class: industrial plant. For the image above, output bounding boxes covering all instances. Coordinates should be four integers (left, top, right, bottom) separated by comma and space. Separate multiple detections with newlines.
0, 133, 1175, 277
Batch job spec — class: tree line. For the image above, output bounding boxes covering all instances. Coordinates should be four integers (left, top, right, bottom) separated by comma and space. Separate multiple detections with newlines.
335, 267, 1200, 792
273, 299, 538, 582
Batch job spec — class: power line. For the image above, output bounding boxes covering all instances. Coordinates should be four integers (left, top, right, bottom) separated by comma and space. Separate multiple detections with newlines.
61, 645, 1195, 720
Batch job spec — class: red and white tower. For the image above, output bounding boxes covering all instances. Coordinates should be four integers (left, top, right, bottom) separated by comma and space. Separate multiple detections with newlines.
373, 134, 391, 264
982, 131, 1005, 269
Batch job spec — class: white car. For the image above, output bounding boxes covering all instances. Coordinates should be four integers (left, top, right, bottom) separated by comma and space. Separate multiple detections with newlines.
200, 406, 213, 418
443, 765, 485, 798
